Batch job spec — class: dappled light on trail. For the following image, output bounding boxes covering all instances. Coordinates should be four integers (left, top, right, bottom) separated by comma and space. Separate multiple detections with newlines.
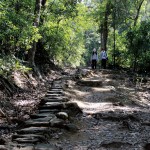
73, 100, 147, 114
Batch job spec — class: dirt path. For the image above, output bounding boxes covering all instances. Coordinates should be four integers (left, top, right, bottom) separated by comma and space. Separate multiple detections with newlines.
1, 68, 150, 150
56, 69, 150, 150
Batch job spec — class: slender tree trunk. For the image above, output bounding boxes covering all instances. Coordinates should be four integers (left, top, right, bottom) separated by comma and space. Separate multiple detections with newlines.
28, 0, 42, 68
132, 0, 145, 71
134, 0, 145, 26
100, 2, 111, 51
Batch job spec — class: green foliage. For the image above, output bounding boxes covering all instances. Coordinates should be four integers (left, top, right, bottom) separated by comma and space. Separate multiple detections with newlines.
0, 0, 150, 74
126, 21, 150, 71
0, 0, 41, 54
0, 55, 31, 77
40, 2, 92, 67
108, 30, 129, 67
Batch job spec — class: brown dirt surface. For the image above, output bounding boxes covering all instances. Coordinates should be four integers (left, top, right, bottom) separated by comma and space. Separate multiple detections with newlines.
0, 68, 150, 150
55, 68, 150, 150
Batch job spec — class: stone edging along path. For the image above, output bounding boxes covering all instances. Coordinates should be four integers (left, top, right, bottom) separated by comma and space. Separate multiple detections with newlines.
2, 79, 82, 150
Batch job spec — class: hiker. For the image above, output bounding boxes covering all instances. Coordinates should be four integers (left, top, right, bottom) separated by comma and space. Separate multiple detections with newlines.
100, 48, 108, 69
91, 48, 98, 69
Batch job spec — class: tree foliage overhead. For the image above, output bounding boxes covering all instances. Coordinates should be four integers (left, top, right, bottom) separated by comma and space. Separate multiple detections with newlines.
0, 0, 149, 77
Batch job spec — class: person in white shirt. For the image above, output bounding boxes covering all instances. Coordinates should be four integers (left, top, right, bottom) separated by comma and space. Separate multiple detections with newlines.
91, 48, 98, 69
100, 48, 108, 69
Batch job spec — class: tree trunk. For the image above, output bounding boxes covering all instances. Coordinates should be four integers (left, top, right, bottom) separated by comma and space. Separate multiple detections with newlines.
134, 0, 145, 26
28, 0, 42, 68
132, 0, 145, 71
100, 2, 111, 51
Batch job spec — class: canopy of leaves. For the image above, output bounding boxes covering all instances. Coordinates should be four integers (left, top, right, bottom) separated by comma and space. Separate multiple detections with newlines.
0, 0, 150, 76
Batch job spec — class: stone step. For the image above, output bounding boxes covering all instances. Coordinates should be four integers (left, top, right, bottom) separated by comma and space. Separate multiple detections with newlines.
45, 94, 64, 97
52, 84, 62, 88
25, 121, 49, 127
30, 113, 55, 119
43, 96, 67, 100
16, 127, 50, 134
77, 78, 103, 87
41, 98, 69, 103
45, 93, 64, 96
40, 102, 81, 111
11, 144, 58, 150
13, 137, 39, 144
45, 102, 63, 105
38, 109, 61, 113
39, 97, 68, 105
41, 96, 69, 103
0, 145, 7, 150
11, 145, 34, 150
12, 134, 46, 141
47, 91, 63, 94
50, 87, 63, 90
24, 117, 55, 127
39, 103, 64, 109
34, 144, 59, 150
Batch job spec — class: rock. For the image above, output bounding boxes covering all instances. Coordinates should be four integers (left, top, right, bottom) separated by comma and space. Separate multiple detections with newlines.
56, 112, 68, 120
0, 145, 7, 150
77, 78, 103, 87
12, 146, 34, 150
45, 93, 64, 97
0, 138, 6, 145
64, 102, 82, 115
12, 134, 46, 142
144, 143, 150, 150
49, 118, 65, 128
34, 144, 58, 150
30, 113, 55, 119
17, 127, 49, 134
13, 137, 39, 144
47, 91, 63, 94
40, 102, 64, 109
64, 123, 79, 133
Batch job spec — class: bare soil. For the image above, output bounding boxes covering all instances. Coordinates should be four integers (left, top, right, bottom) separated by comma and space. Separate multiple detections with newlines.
0, 68, 150, 150
55, 68, 150, 150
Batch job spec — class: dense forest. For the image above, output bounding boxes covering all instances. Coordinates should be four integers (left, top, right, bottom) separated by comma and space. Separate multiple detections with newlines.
0, 1, 150, 149
0, 0, 150, 78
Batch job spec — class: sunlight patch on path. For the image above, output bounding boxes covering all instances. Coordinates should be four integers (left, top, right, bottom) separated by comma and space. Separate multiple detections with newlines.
73, 100, 145, 114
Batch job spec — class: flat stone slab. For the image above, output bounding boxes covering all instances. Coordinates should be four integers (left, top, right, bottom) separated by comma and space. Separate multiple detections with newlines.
25, 121, 49, 127
77, 78, 103, 87
45, 93, 64, 97
49, 118, 65, 127
51, 85, 62, 88
45, 96, 67, 99
17, 127, 49, 134
50, 88, 63, 90
40, 103, 64, 109
34, 144, 58, 150
12, 146, 34, 150
30, 113, 56, 119
45, 102, 63, 105
12, 134, 46, 141
24, 117, 54, 127
42, 98, 69, 103
47, 91, 63, 94
44, 96, 67, 101
38, 109, 60, 113
13, 137, 39, 144
0, 145, 7, 150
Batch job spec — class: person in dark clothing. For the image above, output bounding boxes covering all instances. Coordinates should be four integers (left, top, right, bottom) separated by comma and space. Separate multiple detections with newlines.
100, 48, 108, 69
